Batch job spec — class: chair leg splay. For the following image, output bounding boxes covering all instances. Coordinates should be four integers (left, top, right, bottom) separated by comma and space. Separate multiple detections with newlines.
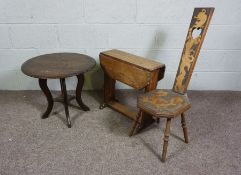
181, 113, 189, 143
162, 118, 171, 162
129, 111, 142, 137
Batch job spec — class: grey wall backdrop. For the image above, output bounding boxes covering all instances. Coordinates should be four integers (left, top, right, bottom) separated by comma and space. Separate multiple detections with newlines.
0, 0, 241, 90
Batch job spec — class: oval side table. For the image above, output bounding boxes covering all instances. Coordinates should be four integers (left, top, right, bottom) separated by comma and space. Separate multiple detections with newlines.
21, 53, 96, 128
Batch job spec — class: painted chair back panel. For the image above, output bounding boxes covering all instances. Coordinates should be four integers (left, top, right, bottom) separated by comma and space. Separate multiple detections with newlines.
173, 8, 214, 94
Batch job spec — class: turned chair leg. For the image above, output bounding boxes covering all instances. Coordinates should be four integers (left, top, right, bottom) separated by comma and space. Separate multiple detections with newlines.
129, 110, 142, 137
162, 118, 171, 162
181, 113, 189, 143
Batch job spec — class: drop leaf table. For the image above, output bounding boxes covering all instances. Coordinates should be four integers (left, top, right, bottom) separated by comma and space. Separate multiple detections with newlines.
99, 49, 165, 130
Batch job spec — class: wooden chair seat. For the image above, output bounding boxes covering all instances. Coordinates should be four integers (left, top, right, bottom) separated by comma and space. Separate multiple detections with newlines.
138, 90, 191, 118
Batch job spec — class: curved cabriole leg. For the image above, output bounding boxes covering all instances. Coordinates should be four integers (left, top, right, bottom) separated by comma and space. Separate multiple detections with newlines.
181, 113, 189, 143
76, 74, 90, 111
60, 78, 71, 128
39, 79, 53, 119
129, 110, 142, 137
162, 118, 171, 162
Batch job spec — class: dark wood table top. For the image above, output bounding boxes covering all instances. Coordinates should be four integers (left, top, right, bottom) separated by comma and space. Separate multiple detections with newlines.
21, 53, 96, 79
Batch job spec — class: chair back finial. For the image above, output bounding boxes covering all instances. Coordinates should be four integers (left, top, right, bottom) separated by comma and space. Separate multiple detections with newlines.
173, 8, 214, 94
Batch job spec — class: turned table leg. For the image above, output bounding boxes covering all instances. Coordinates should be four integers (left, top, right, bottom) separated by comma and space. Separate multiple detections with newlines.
76, 74, 90, 111
60, 78, 71, 128
39, 79, 53, 119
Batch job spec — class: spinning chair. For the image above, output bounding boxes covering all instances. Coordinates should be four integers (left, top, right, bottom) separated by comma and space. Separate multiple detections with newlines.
129, 7, 214, 162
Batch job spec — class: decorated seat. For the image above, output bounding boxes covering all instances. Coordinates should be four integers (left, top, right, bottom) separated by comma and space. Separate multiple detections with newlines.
138, 90, 191, 117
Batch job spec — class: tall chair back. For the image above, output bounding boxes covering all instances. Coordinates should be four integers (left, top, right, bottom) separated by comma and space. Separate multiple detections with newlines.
173, 8, 214, 94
